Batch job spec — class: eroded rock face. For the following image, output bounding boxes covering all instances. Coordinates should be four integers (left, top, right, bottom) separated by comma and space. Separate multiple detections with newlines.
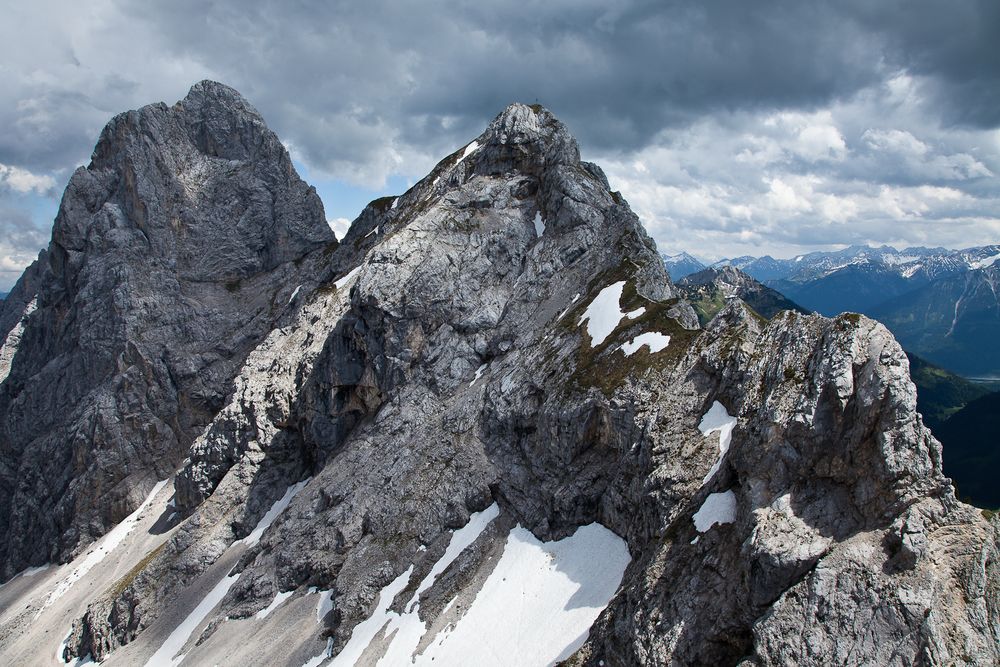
0, 81, 335, 579
2, 86, 996, 667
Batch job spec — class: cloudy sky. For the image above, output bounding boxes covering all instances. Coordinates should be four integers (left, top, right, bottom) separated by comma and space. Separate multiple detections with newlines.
2, 0, 999, 289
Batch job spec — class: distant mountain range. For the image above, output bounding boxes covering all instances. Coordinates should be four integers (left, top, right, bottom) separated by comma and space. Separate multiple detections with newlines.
660, 252, 706, 281
663, 244, 1000, 377
872, 264, 1000, 377
677, 266, 808, 326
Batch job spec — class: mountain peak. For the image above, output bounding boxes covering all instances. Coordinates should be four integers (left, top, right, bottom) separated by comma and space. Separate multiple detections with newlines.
473, 102, 581, 169
3, 84, 998, 667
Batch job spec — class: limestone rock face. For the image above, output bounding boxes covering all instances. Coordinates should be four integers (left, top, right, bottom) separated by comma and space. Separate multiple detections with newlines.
0, 86, 996, 667
0, 81, 335, 579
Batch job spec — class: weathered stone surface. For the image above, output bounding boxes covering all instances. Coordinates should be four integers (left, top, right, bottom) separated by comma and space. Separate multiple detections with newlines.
0, 81, 335, 580
2, 85, 996, 667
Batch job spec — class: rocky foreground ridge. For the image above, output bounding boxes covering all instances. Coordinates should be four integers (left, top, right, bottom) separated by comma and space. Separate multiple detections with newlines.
0, 83, 997, 666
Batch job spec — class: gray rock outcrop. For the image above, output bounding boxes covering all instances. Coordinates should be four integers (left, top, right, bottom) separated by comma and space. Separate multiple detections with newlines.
0, 86, 996, 667
0, 81, 335, 580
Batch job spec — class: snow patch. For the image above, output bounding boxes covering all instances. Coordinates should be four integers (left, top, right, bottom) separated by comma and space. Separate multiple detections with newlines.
693, 491, 738, 532
288, 285, 303, 305
316, 589, 335, 623
333, 266, 362, 291
699, 401, 736, 484
971, 253, 1000, 269
403, 522, 631, 665
411, 504, 499, 609
455, 140, 480, 166
38, 479, 168, 617
0, 296, 37, 384
328, 566, 415, 666
625, 307, 645, 319
578, 281, 628, 346
145, 571, 240, 667
355, 504, 501, 666
469, 363, 488, 387
0, 563, 50, 593
533, 211, 545, 237
238, 479, 310, 548
557, 293, 582, 321
57, 627, 95, 665
256, 590, 295, 620
620, 332, 670, 356
301, 638, 334, 667
390, 197, 399, 209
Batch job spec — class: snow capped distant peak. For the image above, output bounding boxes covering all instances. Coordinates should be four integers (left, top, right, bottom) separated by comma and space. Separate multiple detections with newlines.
971, 253, 1000, 270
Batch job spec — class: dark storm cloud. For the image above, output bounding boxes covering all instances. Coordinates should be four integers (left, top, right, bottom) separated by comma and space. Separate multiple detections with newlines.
4, 0, 999, 181
0, 0, 998, 286
116, 0, 1000, 165
846, 0, 1000, 127
117, 0, 897, 166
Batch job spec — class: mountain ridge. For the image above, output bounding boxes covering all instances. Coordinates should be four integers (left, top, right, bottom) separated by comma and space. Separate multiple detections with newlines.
0, 80, 336, 579
0, 84, 997, 667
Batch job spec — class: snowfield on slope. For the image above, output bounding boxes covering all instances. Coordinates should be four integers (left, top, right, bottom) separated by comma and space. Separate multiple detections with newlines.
578, 281, 644, 346
699, 401, 737, 484
314, 504, 630, 667
409, 522, 630, 665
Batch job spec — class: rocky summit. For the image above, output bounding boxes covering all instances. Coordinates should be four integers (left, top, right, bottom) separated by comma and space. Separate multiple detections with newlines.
0, 83, 997, 667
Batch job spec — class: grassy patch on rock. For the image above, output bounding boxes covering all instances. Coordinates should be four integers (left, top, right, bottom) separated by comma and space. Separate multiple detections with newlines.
106, 541, 167, 599
558, 263, 698, 397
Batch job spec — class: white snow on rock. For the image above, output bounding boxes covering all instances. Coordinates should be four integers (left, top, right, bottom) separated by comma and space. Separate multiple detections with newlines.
620, 332, 670, 356
147, 480, 309, 665
693, 490, 738, 532
411, 504, 499, 611
699, 401, 736, 484
0, 563, 50, 593
288, 285, 303, 305
0, 296, 37, 384
557, 293, 582, 321
314, 503, 628, 667
57, 627, 95, 666
145, 571, 241, 667
328, 566, 415, 667
333, 266, 362, 291
316, 588, 335, 623
455, 140, 480, 166
38, 479, 168, 617
390, 197, 399, 209
625, 307, 645, 319
533, 211, 545, 237
376, 504, 501, 665
469, 363, 488, 387
301, 638, 334, 667
238, 479, 309, 547
971, 252, 1000, 269
256, 590, 295, 620
407, 522, 631, 666
578, 281, 628, 346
